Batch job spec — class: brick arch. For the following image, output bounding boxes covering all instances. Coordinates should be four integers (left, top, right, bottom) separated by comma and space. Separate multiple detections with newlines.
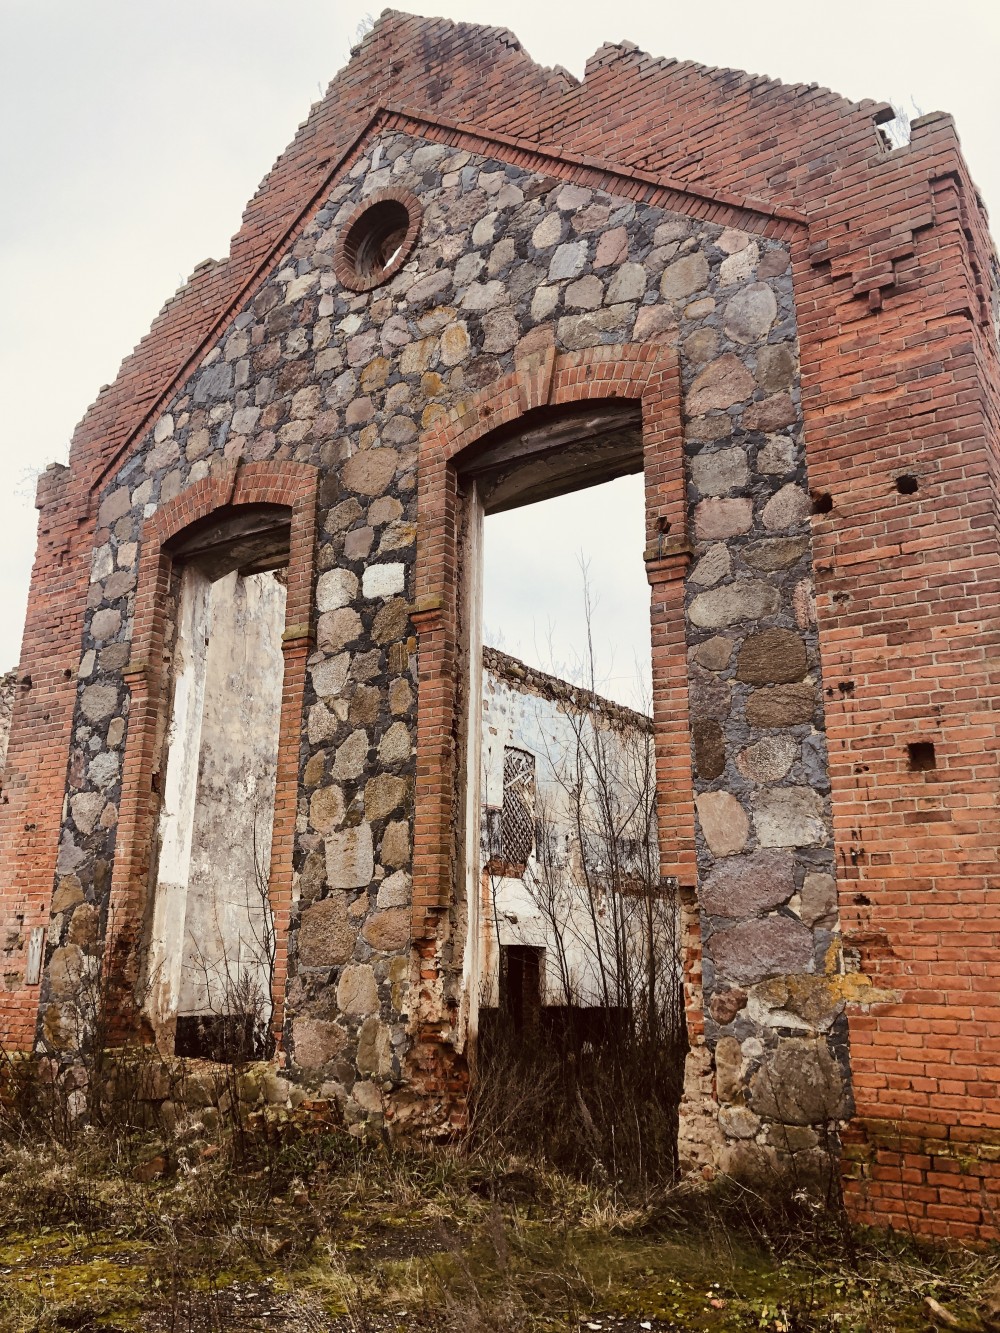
409, 341, 701, 1042
105, 460, 318, 1045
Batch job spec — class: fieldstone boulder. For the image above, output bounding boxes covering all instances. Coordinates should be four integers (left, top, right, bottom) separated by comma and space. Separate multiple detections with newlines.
708, 915, 814, 986
736, 629, 808, 685
686, 354, 755, 415
293, 1018, 348, 1070
362, 907, 410, 953
699, 849, 796, 918
337, 963, 379, 1016
298, 895, 355, 967
325, 824, 374, 890
736, 735, 798, 784
690, 448, 748, 496
723, 283, 777, 343
695, 791, 749, 856
342, 448, 397, 496
661, 252, 709, 300
799, 872, 838, 927
694, 497, 753, 540
364, 773, 408, 822
689, 581, 780, 628
749, 1037, 846, 1124
754, 788, 827, 848
762, 483, 810, 531
693, 719, 726, 780
745, 684, 816, 728
357, 1016, 393, 1076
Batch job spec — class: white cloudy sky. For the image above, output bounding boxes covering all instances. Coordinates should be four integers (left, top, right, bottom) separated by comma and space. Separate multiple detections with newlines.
2, 2, 997, 707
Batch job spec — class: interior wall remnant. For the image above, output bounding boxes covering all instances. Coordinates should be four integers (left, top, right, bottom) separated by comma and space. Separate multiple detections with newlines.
146, 564, 286, 1051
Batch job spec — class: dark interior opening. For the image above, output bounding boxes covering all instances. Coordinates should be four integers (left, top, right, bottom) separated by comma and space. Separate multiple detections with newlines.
500, 945, 543, 1034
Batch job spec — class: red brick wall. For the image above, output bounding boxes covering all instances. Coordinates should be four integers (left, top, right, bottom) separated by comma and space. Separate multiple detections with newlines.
1, 13, 997, 1236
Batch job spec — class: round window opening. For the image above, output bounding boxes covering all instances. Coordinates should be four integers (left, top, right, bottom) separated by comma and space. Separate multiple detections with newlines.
337, 195, 419, 291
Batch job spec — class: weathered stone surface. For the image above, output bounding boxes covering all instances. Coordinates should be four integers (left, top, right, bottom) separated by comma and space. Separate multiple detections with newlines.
633, 305, 675, 341
694, 497, 752, 540
606, 261, 646, 303
690, 448, 748, 496
299, 895, 355, 966
700, 849, 796, 917
754, 788, 827, 848
80, 684, 117, 724
762, 483, 810, 531
317, 608, 363, 653
661, 252, 709, 299
337, 963, 378, 1016
325, 824, 374, 890
722, 283, 777, 343
799, 872, 838, 927
316, 569, 359, 612
690, 636, 734, 672
690, 543, 731, 588
91, 608, 121, 641
749, 1037, 846, 1124
565, 274, 604, 309
715, 1035, 744, 1103
378, 721, 411, 766
52, 876, 84, 914
689, 664, 732, 723
70, 792, 105, 836
48, 945, 85, 1000
689, 581, 780, 628
736, 735, 797, 784
332, 730, 369, 780
371, 868, 409, 911
67, 902, 99, 947
380, 820, 410, 867
356, 1015, 393, 1076
549, 241, 587, 280
745, 684, 816, 728
342, 448, 397, 495
709, 916, 814, 986
362, 563, 405, 598
756, 345, 796, 392
744, 537, 808, 571
743, 393, 796, 432
594, 224, 627, 265
736, 629, 808, 685
695, 791, 749, 856
757, 435, 796, 474
693, 719, 726, 780
293, 1018, 348, 1070
687, 354, 755, 415
362, 907, 410, 952
309, 785, 345, 833
364, 773, 408, 822
311, 653, 350, 700
719, 1105, 761, 1139
709, 986, 748, 1025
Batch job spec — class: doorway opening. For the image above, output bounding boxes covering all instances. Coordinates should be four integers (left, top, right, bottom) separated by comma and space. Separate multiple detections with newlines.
144, 506, 290, 1060
458, 403, 685, 1183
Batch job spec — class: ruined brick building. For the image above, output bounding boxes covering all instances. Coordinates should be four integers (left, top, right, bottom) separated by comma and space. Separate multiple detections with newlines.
1, 12, 998, 1240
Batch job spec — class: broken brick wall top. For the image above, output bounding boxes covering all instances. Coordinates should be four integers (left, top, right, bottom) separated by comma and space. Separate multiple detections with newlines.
1, 11, 998, 1242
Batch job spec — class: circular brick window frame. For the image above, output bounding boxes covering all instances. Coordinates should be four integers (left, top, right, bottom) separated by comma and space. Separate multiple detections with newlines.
333, 188, 423, 293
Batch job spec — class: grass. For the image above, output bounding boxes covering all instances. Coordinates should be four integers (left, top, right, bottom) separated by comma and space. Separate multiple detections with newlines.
1, 1108, 1000, 1330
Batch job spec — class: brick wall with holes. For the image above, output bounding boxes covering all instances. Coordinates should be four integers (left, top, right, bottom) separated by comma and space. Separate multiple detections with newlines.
0, 13, 997, 1237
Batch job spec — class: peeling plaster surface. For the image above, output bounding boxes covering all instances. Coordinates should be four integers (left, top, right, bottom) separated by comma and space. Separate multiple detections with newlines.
479, 651, 660, 1009
148, 567, 285, 1032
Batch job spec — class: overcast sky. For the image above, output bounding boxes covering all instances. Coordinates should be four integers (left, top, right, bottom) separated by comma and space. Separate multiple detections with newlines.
2, 2, 997, 702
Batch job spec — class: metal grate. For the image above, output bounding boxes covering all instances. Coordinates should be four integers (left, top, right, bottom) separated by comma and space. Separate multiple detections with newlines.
501, 746, 535, 867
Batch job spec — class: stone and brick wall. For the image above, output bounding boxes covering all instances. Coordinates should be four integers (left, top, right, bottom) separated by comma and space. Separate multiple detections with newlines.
0, 12, 997, 1238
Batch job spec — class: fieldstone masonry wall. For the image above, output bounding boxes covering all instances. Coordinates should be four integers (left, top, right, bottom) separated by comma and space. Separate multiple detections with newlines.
0, 672, 14, 784
2, 12, 998, 1239
38, 130, 837, 1152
